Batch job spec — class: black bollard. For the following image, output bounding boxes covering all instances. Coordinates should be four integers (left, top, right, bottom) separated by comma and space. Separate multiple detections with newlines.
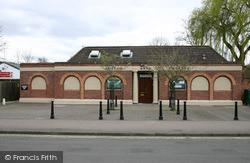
120, 101, 124, 120
183, 101, 187, 120
107, 99, 110, 114
234, 101, 238, 120
177, 99, 180, 115
99, 101, 103, 120
115, 95, 118, 107
159, 101, 163, 120
50, 100, 54, 119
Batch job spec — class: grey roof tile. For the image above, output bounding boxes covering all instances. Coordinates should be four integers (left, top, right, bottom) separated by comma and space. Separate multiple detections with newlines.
67, 46, 230, 64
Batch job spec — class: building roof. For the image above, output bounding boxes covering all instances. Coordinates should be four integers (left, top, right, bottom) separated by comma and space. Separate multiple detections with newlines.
68, 46, 231, 65
0, 62, 20, 70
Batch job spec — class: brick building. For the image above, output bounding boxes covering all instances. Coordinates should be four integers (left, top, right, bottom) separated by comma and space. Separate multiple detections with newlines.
20, 46, 244, 105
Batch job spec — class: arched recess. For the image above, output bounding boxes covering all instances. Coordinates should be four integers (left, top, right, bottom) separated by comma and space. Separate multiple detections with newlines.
84, 76, 102, 99
105, 76, 124, 99
64, 76, 80, 90
188, 73, 212, 100
164, 75, 189, 86
211, 73, 236, 100
211, 73, 236, 86
104, 73, 127, 86
191, 76, 209, 90
59, 73, 82, 99
28, 73, 49, 94
63, 76, 81, 99
214, 77, 232, 90
59, 73, 82, 85
103, 73, 127, 100
85, 76, 101, 90
212, 74, 235, 100
29, 73, 49, 86
31, 76, 47, 90
82, 73, 105, 99
164, 75, 189, 100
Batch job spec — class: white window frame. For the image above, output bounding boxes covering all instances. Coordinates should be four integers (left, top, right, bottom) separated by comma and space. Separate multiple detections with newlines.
120, 50, 133, 58
89, 50, 101, 59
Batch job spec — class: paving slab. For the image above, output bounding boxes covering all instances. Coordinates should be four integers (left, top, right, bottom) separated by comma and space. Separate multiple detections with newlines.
0, 119, 250, 136
0, 102, 250, 136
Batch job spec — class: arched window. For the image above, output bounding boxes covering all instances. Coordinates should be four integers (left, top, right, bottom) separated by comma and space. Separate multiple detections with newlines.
191, 76, 208, 90
214, 77, 231, 90
64, 76, 80, 90
31, 76, 46, 90
106, 77, 122, 89
85, 76, 101, 90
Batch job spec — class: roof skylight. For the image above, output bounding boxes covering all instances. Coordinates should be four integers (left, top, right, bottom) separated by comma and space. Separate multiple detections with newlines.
89, 50, 101, 58
121, 50, 133, 58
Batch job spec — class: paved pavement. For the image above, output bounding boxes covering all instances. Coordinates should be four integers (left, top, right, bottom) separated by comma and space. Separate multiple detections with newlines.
0, 101, 250, 121
0, 101, 250, 136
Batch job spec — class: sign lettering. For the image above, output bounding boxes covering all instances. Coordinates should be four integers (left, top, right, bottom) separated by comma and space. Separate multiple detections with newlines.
0, 72, 12, 77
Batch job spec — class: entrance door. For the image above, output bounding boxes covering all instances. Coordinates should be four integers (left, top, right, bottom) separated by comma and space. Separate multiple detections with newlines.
138, 73, 153, 103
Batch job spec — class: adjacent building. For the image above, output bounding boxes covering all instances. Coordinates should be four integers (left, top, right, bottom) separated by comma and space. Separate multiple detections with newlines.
0, 62, 20, 102
20, 46, 244, 105
0, 62, 20, 80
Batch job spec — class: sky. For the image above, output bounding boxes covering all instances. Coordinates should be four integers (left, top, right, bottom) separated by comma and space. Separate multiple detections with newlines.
0, 0, 234, 63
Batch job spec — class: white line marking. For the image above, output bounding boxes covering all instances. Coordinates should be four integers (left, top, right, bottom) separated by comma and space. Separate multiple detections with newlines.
0, 134, 250, 140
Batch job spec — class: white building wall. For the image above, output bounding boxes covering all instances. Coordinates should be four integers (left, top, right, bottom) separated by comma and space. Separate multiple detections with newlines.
0, 63, 20, 80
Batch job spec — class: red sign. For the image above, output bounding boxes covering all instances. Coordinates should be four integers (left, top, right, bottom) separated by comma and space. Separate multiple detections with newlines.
0, 72, 11, 77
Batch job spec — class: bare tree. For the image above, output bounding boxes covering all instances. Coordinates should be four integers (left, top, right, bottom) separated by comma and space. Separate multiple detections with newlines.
37, 57, 48, 63
15, 50, 21, 64
0, 27, 5, 52
149, 37, 170, 46
100, 51, 130, 109
21, 49, 36, 63
0, 26, 7, 61
150, 46, 194, 109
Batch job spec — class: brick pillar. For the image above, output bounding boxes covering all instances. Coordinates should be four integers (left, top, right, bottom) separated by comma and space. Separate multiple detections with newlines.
133, 71, 138, 103
153, 72, 158, 103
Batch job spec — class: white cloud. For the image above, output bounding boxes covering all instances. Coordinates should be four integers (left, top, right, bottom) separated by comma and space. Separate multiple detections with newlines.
0, 0, 204, 62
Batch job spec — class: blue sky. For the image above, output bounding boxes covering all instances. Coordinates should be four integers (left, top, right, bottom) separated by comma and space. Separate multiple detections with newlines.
0, 0, 208, 62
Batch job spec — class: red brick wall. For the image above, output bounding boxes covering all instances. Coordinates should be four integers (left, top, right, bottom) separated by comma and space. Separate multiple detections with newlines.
159, 88, 187, 100
105, 90, 124, 99
20, 71, 54, 98
85, 90, 102, 99
214, 91, 232, 100
175, 90, 187, 100
159, 79, 168, 101
64, 91, 80, 99
121, 71, 132, 100
229, 71, 243, 100
242, 79, 250, 90
21, 67, 133, 100
191, 91, 210, 100
20, 63, 243, 101
158, 70, 242, 101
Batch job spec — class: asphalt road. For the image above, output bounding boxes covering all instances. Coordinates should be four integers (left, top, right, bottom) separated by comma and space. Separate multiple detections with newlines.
0, 134, 250, 163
